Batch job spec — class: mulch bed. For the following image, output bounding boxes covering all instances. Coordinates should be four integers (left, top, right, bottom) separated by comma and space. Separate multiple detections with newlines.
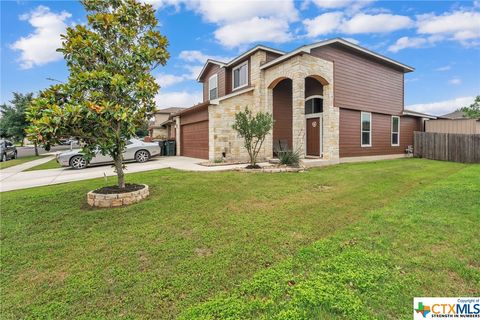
92, 183, 145, 194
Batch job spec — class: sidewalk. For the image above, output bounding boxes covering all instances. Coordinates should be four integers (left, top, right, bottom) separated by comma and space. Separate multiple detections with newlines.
0, 156, 258, 192
0, 156, 55, 180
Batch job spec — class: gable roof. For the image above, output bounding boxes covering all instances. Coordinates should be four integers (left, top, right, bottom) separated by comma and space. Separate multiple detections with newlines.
155, 107, 185, 114
260, 38, 414, 73
403, 109, 437, 119
196, 45, 285, 81
440, 110, 469, 119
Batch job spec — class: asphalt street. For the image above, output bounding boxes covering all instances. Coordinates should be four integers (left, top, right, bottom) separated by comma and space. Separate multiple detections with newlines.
16, 144, 79, 157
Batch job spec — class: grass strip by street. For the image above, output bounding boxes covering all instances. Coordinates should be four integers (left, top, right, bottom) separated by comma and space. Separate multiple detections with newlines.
0, 159, 478, 319
0, 155, 46, 170
24, 158, 61, 171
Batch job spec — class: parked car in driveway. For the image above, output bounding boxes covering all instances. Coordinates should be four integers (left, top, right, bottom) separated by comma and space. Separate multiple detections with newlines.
0, 140, 17, 162
56, 138, 161, 169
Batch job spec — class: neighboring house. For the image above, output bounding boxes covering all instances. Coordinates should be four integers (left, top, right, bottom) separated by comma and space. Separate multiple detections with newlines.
173, 38, 432, 161
423, 110, 480, 134
440, 110, 470, 119
149, 107, 184, 140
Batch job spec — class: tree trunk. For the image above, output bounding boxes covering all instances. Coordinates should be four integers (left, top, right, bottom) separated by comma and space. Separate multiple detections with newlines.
114, 153, 125, 189
34, 141, 39, 156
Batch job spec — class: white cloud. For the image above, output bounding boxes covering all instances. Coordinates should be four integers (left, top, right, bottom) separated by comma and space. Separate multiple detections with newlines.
406, 96, 474, 116
142, 0, 183, 10
155, 90, 202, 108
417, 11, 480, 45
303, 12, 343, 37
435, 65, 451, 72
155, 73, 185, 87
183, 65, 204, 80
304, 12, 412, 38
388, 36, 428, 52
340, 13, 413, 34
152, 0, 298, 48
10, 6, 71, 69
214, 17, 292, 48
449, 77, 461, 85
179, 50, 231, 63
342, 37, 360, 45
309, 0, 374, 11
187, 0, 298, 23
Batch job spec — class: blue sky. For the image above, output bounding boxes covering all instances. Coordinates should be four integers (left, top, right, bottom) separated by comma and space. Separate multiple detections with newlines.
1, 0, 479, 115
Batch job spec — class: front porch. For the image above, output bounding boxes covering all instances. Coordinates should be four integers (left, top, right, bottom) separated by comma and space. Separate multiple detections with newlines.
264, 54, 339, 161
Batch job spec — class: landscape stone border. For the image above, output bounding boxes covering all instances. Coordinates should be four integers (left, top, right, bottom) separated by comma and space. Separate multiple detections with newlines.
87, 184, 149, 208
236, 166, 305, 173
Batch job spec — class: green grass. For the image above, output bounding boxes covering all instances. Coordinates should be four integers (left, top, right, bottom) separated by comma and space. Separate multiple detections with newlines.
1, 159, 478, 319
0, 155, 45, 170
25, 158, 61, 171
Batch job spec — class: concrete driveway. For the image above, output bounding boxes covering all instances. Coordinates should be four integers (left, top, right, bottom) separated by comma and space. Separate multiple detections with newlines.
0, 156, 250, 192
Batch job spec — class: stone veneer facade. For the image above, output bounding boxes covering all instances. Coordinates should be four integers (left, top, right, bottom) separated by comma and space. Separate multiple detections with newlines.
208, 51, 339, 162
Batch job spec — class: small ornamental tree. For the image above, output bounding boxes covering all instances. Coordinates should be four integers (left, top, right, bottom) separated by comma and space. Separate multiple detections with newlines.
26, 0, 169, 189
459, 95, 480, 119
232, 107, 274, 168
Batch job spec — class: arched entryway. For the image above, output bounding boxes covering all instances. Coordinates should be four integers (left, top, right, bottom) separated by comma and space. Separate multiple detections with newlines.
304, 76, 325, 157
270, 78, 293, 155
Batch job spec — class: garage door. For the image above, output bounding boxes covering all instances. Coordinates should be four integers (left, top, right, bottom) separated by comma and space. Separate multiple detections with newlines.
181, 120, 208, 159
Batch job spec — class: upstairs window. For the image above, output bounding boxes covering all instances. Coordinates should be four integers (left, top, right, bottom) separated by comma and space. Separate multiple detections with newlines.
361, 111, 372, 147
232, 61, 248, 90
305, 96, 323, 114
208, 74, 218, 100
391, 116, 400, 146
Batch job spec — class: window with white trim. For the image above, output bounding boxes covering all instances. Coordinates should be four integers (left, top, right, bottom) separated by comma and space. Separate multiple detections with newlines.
232, 61, 248, 90
361, 112, 372, 147
208, 74, 218, 100
391, 116, 400, 146
304, 95, 323, 114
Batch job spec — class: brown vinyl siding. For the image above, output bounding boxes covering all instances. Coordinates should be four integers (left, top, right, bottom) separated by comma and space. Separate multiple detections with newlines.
225, 58, 251, 95
201, 65, 226, 102
339, 108, 422, 157
272, 79, 293, 150
310, 44, 404, 115
266, 51, 283, 63
180, 107, 208, 125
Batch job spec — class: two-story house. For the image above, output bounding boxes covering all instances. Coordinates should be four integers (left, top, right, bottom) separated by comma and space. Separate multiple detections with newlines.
171, 38, 434, 162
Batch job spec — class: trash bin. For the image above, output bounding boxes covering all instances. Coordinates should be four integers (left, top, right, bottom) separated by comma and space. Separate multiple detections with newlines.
158, 140, 165, 156
164, 140, 176, 156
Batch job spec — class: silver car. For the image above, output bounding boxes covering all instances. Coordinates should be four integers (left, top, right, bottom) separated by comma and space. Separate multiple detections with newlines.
57, 138, 161, 169
0, 140, 17, 162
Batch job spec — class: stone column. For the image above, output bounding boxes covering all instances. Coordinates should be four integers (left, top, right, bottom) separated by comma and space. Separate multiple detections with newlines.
321, 84, 339, 160
292, 76, 306, 158
175, 116, 181, 156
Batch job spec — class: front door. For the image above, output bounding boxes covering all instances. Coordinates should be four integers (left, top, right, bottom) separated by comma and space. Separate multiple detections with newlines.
306, 117, 320, 156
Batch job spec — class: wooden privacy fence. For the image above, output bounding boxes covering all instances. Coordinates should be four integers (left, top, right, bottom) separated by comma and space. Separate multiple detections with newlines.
414, 132, 480, 163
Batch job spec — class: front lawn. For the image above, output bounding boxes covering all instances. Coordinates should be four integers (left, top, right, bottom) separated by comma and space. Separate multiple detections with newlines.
1, 159, 478, 319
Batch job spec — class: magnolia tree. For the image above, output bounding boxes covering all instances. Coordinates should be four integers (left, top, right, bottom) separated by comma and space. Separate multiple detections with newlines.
27, 0, 169, 189
232, 107, 274, 168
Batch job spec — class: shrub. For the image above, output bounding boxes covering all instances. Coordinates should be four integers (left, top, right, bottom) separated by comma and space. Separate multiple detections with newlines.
278, 150, 300, 167
232, 107, 274, 168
